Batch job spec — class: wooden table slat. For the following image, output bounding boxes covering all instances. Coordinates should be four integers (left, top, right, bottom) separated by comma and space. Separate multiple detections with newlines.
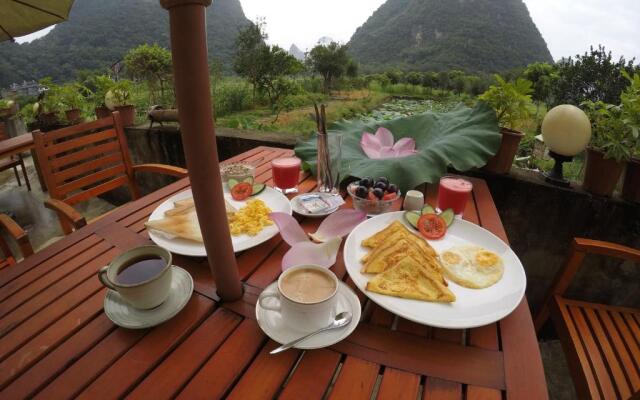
278, 349, 342, 400
327, 356, 379, 399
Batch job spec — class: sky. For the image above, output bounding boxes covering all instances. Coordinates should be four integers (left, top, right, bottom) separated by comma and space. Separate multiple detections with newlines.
16, 0, 640, 62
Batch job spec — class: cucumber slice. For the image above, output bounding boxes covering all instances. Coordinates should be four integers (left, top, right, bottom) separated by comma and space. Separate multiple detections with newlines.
439, 208, 455, 227
251, 183, 266, 196
243, 177, 255, 184
227, 178, 239, 188
421, 204, 436, 215
403, 211, 421, 229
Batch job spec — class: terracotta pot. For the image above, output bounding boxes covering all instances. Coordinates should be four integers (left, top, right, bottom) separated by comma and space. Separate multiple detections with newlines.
582, 148, 625, 197
65, 109, 82, 124
115, 105, 136, 127
622, 158, 640, 203
483, 127, 524, 174
0, 103, 17, 118
95, 106, 112, 119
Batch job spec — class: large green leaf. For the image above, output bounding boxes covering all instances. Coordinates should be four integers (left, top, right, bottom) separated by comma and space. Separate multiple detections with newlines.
295, 102, 501, 192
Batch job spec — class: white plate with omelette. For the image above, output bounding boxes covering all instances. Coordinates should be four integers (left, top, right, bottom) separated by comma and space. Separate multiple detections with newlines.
343, 211, 526, 329
147, 187, 292, 257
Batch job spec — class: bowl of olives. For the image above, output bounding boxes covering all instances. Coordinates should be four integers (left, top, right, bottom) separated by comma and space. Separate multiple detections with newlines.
347, 177, 401, 215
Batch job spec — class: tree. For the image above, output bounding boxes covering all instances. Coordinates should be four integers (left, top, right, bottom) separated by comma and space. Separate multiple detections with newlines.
124, 44, 173, 104
306, 42, 352, 92
255, 45, 304, 105
551, 45, 639, 106
523, 62, 558, 123
234, 20, 267, 100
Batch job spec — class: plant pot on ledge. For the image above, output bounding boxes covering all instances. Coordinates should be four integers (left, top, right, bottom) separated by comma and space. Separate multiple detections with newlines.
115, 105, 136, 127
0, 103, 18, 118
65, 109, 82, 124
95, 106, 111, 119
582, 148, 625, 197
622, 158, 640, 202
483, 127, 524, 174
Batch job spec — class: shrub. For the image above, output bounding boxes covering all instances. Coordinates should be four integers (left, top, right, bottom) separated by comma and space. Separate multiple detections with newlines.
213, 80, 253, 117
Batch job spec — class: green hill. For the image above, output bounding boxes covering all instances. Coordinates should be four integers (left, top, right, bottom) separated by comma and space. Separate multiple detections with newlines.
348, 0, 553, 73
0, 0, 250, 87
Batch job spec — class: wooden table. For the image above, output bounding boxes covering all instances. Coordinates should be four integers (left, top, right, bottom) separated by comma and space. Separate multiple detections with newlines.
0, 133, 45, 190
0, 146, 548, 399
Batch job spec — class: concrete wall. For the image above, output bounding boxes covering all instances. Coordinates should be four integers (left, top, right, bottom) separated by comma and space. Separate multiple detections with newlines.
124, 125, 640, 314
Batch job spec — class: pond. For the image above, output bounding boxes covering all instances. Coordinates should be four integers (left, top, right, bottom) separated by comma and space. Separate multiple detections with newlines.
357, 98, 462, 122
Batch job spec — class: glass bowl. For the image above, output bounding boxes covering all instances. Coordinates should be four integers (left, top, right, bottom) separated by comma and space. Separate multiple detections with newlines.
220, 162, 255, 184
347, 183, 401, 215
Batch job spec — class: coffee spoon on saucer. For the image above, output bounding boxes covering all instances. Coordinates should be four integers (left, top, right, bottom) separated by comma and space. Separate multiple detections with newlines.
270, 311, 353, 355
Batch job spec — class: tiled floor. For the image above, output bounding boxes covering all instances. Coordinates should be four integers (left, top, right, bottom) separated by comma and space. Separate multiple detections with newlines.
0, 155, 579, 399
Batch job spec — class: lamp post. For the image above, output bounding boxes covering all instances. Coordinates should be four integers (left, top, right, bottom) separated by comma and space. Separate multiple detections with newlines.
160, 0, 242, 301
541, 105, 592, 187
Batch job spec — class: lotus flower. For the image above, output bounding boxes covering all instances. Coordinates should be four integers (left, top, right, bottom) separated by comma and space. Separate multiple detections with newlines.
360, 127, 417, 159
270, 209, 366, 270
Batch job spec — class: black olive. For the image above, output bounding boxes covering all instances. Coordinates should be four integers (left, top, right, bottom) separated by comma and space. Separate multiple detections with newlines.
372, 187, 384, 199
355, 185, 369, 199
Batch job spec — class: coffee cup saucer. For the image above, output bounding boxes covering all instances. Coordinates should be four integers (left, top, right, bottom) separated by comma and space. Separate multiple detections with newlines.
104, 266, 193, 329
255, 281, 361, 350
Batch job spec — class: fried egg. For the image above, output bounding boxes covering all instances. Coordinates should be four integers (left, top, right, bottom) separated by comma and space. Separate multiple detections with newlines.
439, 245, 504, 289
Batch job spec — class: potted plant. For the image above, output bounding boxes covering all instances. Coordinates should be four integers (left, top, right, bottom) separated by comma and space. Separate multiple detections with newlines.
581, 100, 633, 196
93, 75, 115, 119
39, 79, 63, 127
479, 76, 534, 173
105, 79, 136, 126
0, 99, 17, 118
60, 84, 86, 124
621, 72, 640, 202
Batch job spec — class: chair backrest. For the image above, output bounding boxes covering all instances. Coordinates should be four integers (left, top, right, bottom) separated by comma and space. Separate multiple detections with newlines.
33, 111, 139, 207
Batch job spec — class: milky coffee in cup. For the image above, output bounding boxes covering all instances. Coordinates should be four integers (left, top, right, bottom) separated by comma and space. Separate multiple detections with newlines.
280, 267, 337, 303
258, 265, 339, 333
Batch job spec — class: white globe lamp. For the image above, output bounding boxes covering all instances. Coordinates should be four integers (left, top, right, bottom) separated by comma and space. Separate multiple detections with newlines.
541, 105, 592, 186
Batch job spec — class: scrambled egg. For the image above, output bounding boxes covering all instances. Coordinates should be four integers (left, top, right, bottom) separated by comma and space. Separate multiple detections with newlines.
228, 199, 273, 236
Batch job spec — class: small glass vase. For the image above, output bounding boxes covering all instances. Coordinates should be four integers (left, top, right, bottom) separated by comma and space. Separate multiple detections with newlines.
316, 133, 342, 194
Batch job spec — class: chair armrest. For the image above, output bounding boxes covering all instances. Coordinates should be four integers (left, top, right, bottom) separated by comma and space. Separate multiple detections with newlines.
0, 214, 33, 257
133, 164, 188, 179
534, 238, 640, 332
45, 199, 87, 231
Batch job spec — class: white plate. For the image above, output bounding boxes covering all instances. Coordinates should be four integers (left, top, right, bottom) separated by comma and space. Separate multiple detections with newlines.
290, 193, 340, 218
104, 266, 193, 329
147, 187, 292, 257
255, 281, 361, 349
343, 211, 526, 329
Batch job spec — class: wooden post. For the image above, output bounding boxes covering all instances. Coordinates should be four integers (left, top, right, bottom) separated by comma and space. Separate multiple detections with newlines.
160, 0, 242, 301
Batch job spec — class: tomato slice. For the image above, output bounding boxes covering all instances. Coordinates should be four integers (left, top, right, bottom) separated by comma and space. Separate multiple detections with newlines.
417, 214, 447, 240
231, 182, 253, 201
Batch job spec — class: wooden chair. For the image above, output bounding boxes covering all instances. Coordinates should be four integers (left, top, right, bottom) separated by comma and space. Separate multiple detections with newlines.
535, 238, 640, 400
0, 213, 33, 268
33, 111, 188, 234
0, 122, 31, 191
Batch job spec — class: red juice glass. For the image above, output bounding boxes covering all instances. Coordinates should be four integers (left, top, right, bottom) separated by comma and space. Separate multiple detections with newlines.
271, 157, 301, 194
437, 176, 473, 215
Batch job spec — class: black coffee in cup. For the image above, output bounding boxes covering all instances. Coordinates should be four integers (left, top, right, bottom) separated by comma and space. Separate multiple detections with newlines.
115, 256, 166, 285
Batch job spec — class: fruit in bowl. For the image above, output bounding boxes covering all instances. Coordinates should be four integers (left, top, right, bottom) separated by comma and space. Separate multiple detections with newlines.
348, 177, 401, 215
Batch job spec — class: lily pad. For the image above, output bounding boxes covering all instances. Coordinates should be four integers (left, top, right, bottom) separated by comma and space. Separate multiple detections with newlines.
295, 102, 501, 192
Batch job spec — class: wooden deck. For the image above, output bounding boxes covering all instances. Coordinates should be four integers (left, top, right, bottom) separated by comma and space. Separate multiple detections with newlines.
0, 146, 548, 399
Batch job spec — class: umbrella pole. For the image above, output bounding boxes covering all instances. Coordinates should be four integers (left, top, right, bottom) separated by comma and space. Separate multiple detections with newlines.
160, 0, 242, 301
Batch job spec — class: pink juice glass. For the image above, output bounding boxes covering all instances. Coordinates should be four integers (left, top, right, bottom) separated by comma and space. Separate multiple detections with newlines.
271, 157, 301, 194
437, 177, 473, 215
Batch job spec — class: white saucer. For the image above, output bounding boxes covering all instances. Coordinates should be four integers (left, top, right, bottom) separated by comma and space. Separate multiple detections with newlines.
255, 281, 361, 349
104, 266, 194, 329
290, 193, 341, 218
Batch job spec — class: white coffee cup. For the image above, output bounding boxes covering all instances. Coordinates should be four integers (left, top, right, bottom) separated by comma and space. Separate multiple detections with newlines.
403, 190, 425, 211
258, 265, 339, 333
98, 245, 173, 310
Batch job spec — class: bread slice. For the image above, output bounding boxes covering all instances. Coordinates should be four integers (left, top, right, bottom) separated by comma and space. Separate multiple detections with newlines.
366, 257, 456, 303
361, 221, 404, 248
145, 210, 203, 242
